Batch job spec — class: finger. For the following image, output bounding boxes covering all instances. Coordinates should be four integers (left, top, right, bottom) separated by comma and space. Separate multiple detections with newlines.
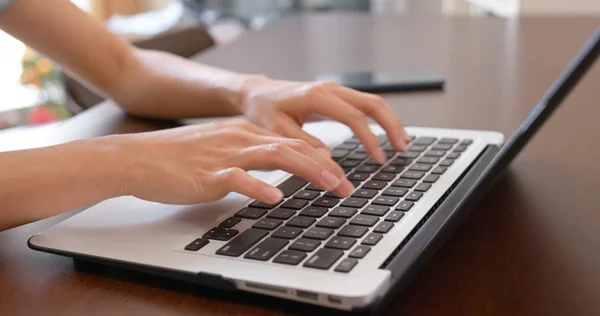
334, 87, 410, 151
228, 142, 354, 196
273, 116, 331, 157
213, 167, 284, 204
307, 94, 387, 164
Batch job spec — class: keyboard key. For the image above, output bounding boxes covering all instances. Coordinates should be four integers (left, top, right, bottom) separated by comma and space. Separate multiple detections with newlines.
334, 258, 358, 273
252, 218, 283, 230
287, 216, 316, 228
396, 152, 419, 159
294, 190, 320, 200
381, 165, 404, 173
390, 158, 412, 166
203, 227, 239, 241
439, 159, 454, 167
362, 233, 383, 245
345, 137, 361, 144
377, 134, 389, 145
281, 198, 308, 210
372, 172, 396, 181
299, 206, 328, 217
382, 187, 408, 197
216, 229, 268, 257
406, 191, 423, 201
272, 227, 303, 239
316, 216, 346, 229
325, 236, 357, 250
304, 248, 344, 270
305, 184, 324, 192
267, 208, 296, 220
423, 174, 440, 183
425, 150, 446, 157
408, 145, 427, 152
409, 164, 432, 172
361, 205, 390, 216
277, 176, 308, 198
415, 183, 432, 192
184, 238, 210, 251
235, 207, 268, 219
385, 211, 405, 222
414, 137, 436, 145
340, 159, 361, 168
396, 201, 414, 211
218, 217, 241, 228
348, 152, 368, 160
453, 145, 468, 152
350, 215, 379, 227
356, 165, 379, 173
432, 144, 452, 150
336, 143, 357, 150
323, 191, 339, 198
329, 207, 358, 218
303, 227, 334, 240
338, 225, 369, 238
373, 195, 399, 206
341, 197, 368, 208
250, 200, 279, 209
289, 238, 321, 252
312, 197, 340, 208
362, 180, 387, 190
244, 238, 288, 261
274, 250, 307, 266
432, 166, 447, 174
447, 152, 461, 159
439, 138, 459, 144
460, 139, 473, 146
349, 245, 371, 259
417, 157, 440, 164
332, 149, 350, 160
391, 179, 417, 188
352, 188, 378, 199
401, 171, 425, 180
374, 222, 394, 233
348, 172, 370, 182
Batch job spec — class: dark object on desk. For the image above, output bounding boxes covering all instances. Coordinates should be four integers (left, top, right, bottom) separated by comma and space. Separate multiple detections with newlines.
315, 70, 445, 93
63, 26, 215, 114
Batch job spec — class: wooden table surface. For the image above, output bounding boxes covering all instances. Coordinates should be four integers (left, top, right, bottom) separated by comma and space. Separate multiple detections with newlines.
1, 14, 600, 316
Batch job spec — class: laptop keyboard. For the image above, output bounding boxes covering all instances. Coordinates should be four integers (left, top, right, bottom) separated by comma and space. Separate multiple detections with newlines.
184, 135, 473, 273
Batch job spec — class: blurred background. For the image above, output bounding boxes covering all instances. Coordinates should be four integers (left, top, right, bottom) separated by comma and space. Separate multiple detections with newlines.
1, 0, 599, 129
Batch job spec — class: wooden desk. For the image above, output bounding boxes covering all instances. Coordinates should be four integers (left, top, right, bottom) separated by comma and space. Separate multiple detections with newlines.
2, 14, 600, 315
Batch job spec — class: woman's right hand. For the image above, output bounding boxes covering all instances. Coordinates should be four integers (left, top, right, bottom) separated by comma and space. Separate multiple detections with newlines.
109, 119, 354, 206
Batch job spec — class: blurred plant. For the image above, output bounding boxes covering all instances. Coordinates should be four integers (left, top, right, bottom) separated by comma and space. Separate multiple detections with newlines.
18, 47, 72, 126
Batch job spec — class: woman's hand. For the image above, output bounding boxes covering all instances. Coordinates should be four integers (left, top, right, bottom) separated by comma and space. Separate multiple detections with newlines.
239, 76, 411, 164
112, 119, 354, 206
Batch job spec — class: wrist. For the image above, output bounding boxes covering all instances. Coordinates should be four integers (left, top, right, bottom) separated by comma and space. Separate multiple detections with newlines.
231, 73, 270, 115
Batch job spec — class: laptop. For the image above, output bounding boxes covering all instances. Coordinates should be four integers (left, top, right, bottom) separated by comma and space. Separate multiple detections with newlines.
28, 27, 600, 312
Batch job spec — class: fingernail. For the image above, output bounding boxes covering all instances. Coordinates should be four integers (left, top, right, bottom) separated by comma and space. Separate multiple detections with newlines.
321, 170, 341, 189
317, 146, 331, 157
263, 187, 283, 204
337, 178, 355, 196
376, 148, 387, 164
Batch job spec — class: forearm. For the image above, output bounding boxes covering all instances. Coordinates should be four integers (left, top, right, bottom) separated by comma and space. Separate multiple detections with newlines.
0, 0, 249, 119
113, 49, 256, 119
0, 138, 125, 231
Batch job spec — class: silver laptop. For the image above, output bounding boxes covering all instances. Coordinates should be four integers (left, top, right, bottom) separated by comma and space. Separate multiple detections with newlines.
28, 27, 600, 312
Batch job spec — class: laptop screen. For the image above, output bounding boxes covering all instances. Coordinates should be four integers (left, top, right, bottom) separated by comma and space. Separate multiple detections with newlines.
485, 26, 600, 178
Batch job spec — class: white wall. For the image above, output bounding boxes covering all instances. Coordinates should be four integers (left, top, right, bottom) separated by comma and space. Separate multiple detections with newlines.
521, 0, 600, 15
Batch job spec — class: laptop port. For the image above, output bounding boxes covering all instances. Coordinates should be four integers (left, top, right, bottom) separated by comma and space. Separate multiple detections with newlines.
245, 282, 287, 294
327, 295, 342, 304
296, 290, 319, 301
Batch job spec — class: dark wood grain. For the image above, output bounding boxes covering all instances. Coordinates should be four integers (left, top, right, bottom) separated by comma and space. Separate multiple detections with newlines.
1, 14, 600, 316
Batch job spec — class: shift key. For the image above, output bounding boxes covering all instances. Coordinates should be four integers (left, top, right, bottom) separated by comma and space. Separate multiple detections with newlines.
217, 229, 268, 257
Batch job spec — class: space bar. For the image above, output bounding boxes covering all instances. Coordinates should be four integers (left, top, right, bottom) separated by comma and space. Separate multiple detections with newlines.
277, 176, 307, 197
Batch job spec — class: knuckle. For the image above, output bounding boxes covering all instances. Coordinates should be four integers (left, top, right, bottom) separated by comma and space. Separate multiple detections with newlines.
264, 143, 287, 158
371, 95, 386, 106
286, 139, 310, 151
221, 167, 244, 182
348, 110, 367, 122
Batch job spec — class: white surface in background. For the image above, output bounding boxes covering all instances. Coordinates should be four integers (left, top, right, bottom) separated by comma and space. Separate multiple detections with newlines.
0, 31, 39, 112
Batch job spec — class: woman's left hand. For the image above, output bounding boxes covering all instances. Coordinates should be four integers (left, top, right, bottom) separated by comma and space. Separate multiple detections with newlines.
238, 76, 410, 164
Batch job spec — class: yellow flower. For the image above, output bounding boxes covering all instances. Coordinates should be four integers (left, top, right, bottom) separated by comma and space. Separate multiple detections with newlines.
20, 69, 37, 85
36, 58, 54, 76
